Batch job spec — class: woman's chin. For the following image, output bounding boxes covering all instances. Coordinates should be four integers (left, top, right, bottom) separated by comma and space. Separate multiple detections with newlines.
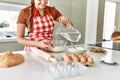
39, 6, 46, 9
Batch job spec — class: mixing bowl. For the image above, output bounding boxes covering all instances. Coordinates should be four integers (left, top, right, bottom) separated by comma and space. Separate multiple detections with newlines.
66, 46, 87, 54
52, 40, 67, 53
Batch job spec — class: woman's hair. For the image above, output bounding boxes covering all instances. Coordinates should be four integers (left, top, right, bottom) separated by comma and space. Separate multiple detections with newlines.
28, 0, 35, 32
111, 31, 120, 40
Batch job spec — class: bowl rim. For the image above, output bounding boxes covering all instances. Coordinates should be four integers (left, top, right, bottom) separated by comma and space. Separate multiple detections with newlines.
66, 46, 87, 54
53, 39, 67, 45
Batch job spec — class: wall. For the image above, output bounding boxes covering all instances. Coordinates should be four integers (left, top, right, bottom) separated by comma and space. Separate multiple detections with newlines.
85, 0, 106, 43
115, 3, 120, 31
0, 0, 30, 5
71, 0, 87, 44
97, 0, 105, 42
50, 0, 87, 44
85, 0, 99, 44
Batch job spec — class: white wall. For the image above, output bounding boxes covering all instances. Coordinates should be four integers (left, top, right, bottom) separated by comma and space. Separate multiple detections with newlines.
0, 0, 30, 5
50, 0, 87, 44
85, 0, 99, 44
0, 2, 27, 11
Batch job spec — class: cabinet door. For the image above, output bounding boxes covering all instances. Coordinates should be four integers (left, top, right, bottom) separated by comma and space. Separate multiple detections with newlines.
0, 42, 24, 52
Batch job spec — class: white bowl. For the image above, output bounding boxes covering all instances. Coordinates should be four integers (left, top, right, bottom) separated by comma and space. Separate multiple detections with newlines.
52, 40, 67, 53
66, 46, 87, 54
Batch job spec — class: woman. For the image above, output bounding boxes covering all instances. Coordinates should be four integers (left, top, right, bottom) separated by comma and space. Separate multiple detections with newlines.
17, 0, 72, 52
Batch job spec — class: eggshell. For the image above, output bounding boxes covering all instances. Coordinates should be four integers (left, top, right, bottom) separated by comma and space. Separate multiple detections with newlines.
62, 53, 72, 63
73, 56, 80, 62
83, 54, 89, 58
87, 57, 94, 64
70, 54, 76, 59
80, 56, 87, 64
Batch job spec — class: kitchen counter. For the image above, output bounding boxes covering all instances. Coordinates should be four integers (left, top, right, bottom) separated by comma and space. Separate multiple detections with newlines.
0, 37, 17, 42
0, 48, 120, 80
0, 37, 28, 42
0, 31, 28, 42
88, 40, 120, 51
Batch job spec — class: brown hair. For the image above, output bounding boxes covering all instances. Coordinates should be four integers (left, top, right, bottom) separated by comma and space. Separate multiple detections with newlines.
28, 0, 35, 32
111, 31, 120, 39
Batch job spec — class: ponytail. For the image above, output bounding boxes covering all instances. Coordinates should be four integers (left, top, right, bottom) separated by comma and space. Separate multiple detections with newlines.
28, 0, 34, 32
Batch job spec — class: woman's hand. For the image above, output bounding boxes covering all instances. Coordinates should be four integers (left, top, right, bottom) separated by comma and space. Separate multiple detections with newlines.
37, 40, 53, 52
57, 16, 73, 27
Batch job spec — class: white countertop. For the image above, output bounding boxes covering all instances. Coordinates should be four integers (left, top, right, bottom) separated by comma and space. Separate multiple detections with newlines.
0, 49, 120, 80
0, 37, 28, 42
0, 37, 17, 42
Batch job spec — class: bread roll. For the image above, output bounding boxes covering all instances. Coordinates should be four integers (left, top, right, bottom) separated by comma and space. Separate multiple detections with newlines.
0, 51, 24, 67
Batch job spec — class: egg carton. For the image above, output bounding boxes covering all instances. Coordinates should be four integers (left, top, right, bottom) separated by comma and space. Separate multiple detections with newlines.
46, 61, 88, 79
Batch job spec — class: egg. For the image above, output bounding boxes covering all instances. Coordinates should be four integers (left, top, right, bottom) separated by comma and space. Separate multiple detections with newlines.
80, 56, 87, 64
87, 57, 94, 64
73, 56, 80, 62
70, 54, 76, 59
62, 53, 72, 63
83, 54, 89, 58
78, 54, 82, 57
69, 54, 80, 62
75, 53, 81, 56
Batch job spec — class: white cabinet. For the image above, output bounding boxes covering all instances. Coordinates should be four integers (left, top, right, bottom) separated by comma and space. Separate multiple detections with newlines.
0, 41, 24, 52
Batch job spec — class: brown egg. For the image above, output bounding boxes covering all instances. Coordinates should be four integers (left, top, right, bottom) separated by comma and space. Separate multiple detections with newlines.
68, 54, 72, 59
73, 56, 80, 62
70, 54, 76, 59
75, 53, 80, 56
75, 54, 82, 62
87, 57, 94, 64
63, 53, 72, 63
83, 54, 89, 58
80, 56, 87, 64
78, 54, 82, 58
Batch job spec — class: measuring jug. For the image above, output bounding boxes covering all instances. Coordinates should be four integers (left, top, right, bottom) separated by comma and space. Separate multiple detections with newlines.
56, 24, 81, 42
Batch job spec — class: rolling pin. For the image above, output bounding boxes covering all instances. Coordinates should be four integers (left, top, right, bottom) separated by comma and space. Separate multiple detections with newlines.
30, 47, 58, 62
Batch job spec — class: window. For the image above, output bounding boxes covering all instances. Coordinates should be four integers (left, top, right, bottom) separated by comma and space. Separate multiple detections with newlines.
0, 10, 18, 31
0, 3, 26, 32
103, 1, 117, 41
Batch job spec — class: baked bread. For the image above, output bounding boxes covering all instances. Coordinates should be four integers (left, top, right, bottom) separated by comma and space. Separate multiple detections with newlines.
0, 51, 24, 67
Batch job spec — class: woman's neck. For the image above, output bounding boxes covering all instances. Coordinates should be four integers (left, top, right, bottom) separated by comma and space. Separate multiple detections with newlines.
38, 9, 44, 16
35, 5, 45, 16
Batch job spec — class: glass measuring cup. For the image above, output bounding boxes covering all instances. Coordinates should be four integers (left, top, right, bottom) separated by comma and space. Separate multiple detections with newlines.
56, 23, 81, 42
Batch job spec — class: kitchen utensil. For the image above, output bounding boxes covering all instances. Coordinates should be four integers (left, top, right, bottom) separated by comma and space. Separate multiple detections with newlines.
52, 40, 67, 53
30, 47, 58, 62
56, 23, 81, 42
47, 61, 87, 79
66, 46, 87, 54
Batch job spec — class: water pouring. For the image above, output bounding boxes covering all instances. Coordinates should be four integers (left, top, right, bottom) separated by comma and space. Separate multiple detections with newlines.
56, 23, 81, 43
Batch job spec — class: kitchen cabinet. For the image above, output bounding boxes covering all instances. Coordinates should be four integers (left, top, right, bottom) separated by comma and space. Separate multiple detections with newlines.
50, 0, 87, 44
0, 41, 24, 52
